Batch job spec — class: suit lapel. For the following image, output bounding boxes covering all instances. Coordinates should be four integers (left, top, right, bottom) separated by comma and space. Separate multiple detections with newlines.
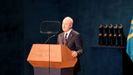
61, 32, 65, 44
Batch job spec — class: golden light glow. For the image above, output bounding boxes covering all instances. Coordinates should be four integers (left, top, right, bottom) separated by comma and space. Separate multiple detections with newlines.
127, 33, 133, 40
131, 20, 133, 24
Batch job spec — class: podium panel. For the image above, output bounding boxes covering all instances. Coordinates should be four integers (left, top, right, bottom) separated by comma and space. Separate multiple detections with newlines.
34, 67, 73, 75
27, 44, 77, 75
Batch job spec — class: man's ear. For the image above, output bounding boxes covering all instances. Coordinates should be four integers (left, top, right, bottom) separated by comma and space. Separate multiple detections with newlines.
70, 23, 73, 28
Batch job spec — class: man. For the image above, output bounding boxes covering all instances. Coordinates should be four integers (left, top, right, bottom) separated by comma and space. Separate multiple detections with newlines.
57, 16, 83, 75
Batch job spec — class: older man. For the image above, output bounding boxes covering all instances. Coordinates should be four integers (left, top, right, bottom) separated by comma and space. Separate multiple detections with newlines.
57, 16, 83, 75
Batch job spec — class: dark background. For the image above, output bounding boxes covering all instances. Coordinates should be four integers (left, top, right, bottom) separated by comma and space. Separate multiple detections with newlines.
0, 0, 133, 75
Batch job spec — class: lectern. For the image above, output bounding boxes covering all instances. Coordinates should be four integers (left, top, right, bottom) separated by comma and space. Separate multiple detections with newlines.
27, 44, 77, 75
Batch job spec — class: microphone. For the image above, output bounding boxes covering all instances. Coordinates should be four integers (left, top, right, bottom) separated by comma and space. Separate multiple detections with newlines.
40, 31, 55, 34
46, 31, 54, 34
45, 32, 57, 44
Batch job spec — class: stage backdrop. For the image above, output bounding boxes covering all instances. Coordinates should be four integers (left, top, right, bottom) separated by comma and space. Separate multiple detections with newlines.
0, 0, 133, 75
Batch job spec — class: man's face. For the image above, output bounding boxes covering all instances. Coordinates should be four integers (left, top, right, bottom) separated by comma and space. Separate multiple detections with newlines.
62, 19, 72, 32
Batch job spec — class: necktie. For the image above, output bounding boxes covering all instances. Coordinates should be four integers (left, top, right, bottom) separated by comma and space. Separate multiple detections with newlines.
64, 33, 68, 45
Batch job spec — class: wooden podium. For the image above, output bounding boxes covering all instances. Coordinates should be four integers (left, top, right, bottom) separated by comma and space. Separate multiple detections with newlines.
27, 44, 77, 75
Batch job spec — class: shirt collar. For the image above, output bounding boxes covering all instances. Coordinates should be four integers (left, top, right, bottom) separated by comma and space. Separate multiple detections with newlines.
65, 29, 72, 34
64, 29, 72, 38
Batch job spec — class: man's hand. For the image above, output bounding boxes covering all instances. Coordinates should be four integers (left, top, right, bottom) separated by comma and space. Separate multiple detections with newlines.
71, 51, 78, 57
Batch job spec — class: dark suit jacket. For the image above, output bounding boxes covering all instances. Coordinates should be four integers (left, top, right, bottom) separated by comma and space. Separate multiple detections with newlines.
57, 29, 83, 56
